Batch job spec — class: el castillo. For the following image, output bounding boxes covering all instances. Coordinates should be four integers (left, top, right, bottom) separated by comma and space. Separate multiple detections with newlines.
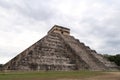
1, 25, 119, 71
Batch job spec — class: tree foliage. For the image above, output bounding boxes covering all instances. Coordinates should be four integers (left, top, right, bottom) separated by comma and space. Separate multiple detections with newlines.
0, 64, 3, 70
104, 54, 120, 66
0, 64, 2, 67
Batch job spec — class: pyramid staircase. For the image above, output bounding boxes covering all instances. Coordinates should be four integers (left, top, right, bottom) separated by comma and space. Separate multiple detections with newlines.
61, 34, 117, 70
3, 25, 118, 71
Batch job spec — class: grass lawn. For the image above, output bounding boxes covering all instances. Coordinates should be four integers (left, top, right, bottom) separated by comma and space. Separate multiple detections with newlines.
0, 71, 106, 80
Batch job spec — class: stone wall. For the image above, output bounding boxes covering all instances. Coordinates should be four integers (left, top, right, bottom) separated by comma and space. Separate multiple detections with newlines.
48, 25, 70, 36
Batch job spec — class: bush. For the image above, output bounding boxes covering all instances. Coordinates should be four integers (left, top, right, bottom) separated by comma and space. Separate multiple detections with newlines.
0, 64, 3, 70
104, 54, 120, 66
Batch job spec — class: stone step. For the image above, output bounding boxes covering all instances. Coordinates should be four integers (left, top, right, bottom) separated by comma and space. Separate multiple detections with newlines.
62, 35, 106, 70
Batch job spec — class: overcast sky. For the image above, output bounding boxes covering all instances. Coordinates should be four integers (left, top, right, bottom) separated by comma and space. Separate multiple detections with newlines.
0, 0, 120, 64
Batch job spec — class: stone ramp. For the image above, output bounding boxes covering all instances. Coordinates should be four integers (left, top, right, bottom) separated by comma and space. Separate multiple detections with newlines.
61, 34, 118, 70
90, 51, 118, 70
62, 36, 104, 70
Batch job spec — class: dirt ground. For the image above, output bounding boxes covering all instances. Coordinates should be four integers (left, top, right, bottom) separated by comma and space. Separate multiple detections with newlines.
56, 72, 120, 80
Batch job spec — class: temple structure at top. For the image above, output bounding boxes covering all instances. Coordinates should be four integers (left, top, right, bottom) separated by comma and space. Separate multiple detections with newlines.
48, 25, 70, 36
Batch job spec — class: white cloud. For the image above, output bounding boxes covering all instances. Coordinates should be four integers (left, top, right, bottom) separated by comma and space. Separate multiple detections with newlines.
0, 0, 120, 64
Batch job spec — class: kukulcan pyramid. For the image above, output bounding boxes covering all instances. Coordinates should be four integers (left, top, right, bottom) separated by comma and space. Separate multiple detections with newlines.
3, 25, 118, 71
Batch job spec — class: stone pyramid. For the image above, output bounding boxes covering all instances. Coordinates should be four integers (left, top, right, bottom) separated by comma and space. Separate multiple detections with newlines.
3, 25, 118, 71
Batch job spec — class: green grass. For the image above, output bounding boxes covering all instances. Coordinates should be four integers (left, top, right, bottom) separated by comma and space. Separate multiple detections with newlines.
0, 71, 104, 80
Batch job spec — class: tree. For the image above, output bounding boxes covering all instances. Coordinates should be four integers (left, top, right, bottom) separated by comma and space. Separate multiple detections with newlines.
0, 64, 2, 67
0, 64, 3, 71
104, 54, 120, 66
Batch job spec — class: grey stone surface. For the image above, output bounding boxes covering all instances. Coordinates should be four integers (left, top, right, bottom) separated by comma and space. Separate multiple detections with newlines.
2, 25, 118, 71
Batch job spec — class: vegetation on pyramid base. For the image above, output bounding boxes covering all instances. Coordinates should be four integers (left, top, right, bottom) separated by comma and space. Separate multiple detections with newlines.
104, 54, 120, 66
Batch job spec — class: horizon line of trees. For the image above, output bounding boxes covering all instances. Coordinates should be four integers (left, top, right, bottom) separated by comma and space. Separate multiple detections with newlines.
103, 54, 120, 66
0, 64, 3, 71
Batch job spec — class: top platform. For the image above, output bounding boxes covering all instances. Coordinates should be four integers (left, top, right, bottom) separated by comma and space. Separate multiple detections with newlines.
48, 25, 70, 36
